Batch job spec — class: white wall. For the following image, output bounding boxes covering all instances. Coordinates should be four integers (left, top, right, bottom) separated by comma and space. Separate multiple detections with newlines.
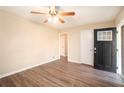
68, 31, 80, 62
0, 10, 59, 77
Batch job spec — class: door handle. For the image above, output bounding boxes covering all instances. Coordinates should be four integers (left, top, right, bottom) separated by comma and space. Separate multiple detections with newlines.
94, 48, 96, 53
94, 48, 96, 50
94, 47, 96, 53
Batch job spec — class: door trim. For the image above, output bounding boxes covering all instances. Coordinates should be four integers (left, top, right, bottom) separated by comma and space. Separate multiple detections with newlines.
121, 25, 124, 76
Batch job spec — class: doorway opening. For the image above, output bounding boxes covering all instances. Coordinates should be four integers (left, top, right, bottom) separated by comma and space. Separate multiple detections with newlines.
59, 32, 68, 62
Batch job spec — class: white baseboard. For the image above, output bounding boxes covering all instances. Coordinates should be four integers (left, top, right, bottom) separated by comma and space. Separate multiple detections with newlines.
68, 59, 93, 67
68, 59, 81, 63
0, 58, 58, 79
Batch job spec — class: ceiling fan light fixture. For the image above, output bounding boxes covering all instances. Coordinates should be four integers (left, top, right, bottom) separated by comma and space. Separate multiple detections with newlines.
48, 16, 59, 23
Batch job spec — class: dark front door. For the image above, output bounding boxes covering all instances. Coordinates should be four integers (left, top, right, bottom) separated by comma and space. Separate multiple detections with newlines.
94, 27, 117, 73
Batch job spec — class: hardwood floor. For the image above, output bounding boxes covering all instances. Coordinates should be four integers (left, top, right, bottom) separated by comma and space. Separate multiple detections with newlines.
0, 58, 123, 87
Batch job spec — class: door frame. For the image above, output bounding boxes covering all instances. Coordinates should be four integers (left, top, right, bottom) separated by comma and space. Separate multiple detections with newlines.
59, 32, 69, 60
116, 18, 124, 75
121, 25, 124, 76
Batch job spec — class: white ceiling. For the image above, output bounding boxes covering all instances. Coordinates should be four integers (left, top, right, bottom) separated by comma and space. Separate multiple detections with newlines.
0, 6, 123, 30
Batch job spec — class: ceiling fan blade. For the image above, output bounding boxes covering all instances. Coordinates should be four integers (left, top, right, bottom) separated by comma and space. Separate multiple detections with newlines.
44, 20, 48, 23
30, 11, 46, 14
59, 12, 75, 16
59, 18, 65, 23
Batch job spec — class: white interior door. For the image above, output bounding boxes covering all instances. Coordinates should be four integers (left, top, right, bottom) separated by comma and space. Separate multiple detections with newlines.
80, 30, 94, 66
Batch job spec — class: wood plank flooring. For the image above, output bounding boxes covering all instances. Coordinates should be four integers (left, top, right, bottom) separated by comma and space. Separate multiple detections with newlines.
0, 59, 123, 87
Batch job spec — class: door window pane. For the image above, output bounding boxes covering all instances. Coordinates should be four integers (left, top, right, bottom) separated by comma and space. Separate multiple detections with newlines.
97, 30, 112, 41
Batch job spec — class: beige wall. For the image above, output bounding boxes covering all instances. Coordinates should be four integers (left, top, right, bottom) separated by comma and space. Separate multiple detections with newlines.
67, 30, 80, 62
60, 21, 115, 63
0, 10, 59, 76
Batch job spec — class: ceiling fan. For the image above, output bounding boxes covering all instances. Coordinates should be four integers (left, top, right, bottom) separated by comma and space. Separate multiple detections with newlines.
30, 6, 75, 23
